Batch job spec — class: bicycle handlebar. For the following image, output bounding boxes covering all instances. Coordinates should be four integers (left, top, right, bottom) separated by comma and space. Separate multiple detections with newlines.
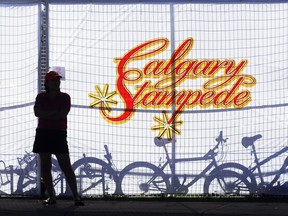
17, 151, 34, 166
104, 145, 112, 163
215, 131, 228, 144
210, 131, 228, 153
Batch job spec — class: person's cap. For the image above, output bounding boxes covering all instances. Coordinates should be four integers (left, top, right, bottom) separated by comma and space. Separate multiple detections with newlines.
45, 71, 62, 81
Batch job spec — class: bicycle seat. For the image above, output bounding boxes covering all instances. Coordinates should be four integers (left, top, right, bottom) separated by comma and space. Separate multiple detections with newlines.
241, 134, 262, 148
154, 137, 173, 147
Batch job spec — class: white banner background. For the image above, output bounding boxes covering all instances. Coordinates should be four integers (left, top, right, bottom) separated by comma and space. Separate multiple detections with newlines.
0, 2, 287, 196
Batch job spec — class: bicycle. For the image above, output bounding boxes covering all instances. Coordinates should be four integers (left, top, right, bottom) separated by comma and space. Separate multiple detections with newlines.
0, 151, 55, 195
71, 144, 121, 196
1, 145, 120, 197
17, 145, 121, 196
118, 131, 256, 196
238, 134, 288, 195
202, 133, 288, 197
15, 151, 64, 195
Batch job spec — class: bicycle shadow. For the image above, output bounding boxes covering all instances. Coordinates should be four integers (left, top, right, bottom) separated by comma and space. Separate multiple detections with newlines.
2, 131, 288, 197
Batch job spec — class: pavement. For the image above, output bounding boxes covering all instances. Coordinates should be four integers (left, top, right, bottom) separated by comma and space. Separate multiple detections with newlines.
0, 197, 288, 216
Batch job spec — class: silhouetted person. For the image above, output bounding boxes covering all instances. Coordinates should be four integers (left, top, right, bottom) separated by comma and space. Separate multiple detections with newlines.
33, 70, 84, 206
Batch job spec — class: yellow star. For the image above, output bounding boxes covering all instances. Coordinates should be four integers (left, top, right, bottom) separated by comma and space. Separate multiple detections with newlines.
88, 84, 117, 112
151, 111, 183, 140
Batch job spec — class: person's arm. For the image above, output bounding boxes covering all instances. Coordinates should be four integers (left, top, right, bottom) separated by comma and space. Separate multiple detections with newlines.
34, 107, 69, 120
34, 93, 70, 120
34, 108, 57, 119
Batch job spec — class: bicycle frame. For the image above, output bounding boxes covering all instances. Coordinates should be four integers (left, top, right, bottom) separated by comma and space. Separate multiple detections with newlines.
157, 136, 225, 193
248, 144, 288, 188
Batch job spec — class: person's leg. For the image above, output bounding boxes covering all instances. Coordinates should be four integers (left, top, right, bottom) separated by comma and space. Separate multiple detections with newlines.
39, 153, 56, 200
55, 153, 81, 201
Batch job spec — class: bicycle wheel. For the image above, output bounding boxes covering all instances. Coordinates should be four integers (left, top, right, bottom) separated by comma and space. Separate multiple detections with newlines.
72, 157, 119, 196
211, 162, 257, 188
16, 157, 61, 195
119, 161, 170, 195
203, 170, 254, 196
15, 158, 37, 195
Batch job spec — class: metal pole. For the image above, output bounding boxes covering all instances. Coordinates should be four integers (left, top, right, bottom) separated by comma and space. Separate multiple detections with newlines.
36, 0, 42, 197
36, 0, 49, 196
169, 3, 177, 196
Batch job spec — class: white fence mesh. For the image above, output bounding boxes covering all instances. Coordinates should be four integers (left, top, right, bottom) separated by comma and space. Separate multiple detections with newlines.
0, 2, 288, 197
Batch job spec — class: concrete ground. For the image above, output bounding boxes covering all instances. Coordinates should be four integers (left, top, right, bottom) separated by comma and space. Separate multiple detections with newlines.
0, 197, 288, 216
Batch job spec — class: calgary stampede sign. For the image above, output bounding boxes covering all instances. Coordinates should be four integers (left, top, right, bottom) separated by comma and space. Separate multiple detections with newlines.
89, 38, 257, 139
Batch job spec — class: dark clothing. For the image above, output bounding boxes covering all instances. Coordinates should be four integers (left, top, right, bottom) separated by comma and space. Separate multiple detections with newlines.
33, 128, 69, 154
33, 91, 71, 154
34, 91, 71, 131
